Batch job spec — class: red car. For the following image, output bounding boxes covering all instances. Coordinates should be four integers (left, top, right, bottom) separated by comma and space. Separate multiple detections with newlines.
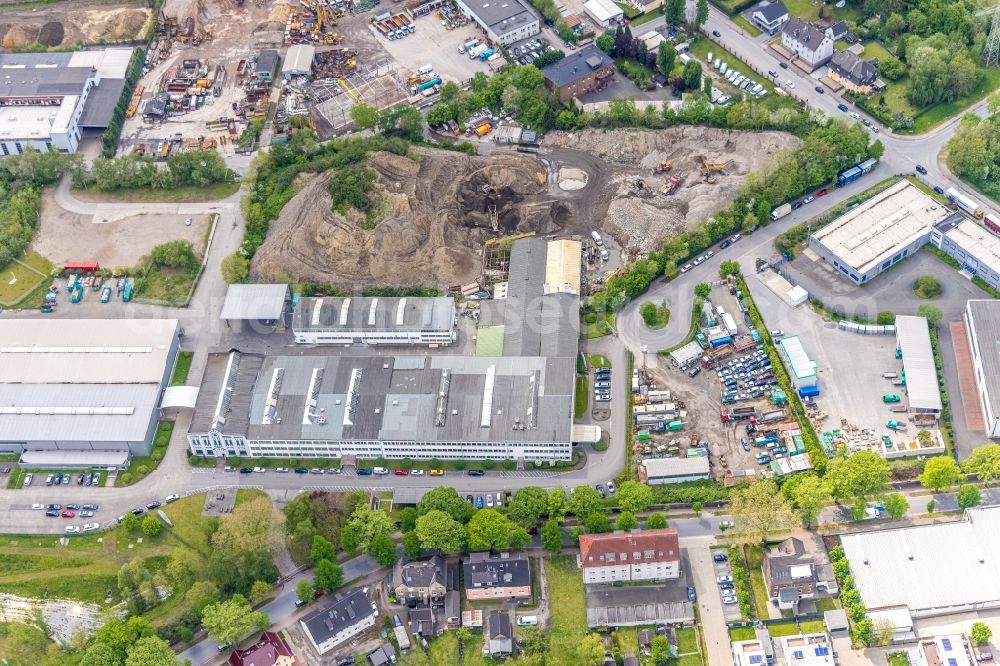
394, 469, 409, 476
60, 510, 75, 518
816, 188, 829, 196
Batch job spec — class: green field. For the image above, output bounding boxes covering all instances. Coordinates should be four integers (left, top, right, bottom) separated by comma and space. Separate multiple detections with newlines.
777, 0, 860, 21
116, 421, 172, 487
546, 556, 589, 665
134, 264, 201, 306
0, 494, 217, 605
588, 354, 612, 369
689, 37, 774, 92
0, 252, 52, 307
677, 627, 700, 655
170, 351, 194, 386
732, 15, 762, 36
744, 546, 771, 619
730, 625, 756, 641
575, 375, 590, 418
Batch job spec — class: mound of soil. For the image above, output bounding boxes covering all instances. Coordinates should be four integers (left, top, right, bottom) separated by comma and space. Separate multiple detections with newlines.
545, 127, 801, 251
251, 149, 571, 288
37, 22, 64, 47
2, 23, 39, 48
112, 10, 149, 38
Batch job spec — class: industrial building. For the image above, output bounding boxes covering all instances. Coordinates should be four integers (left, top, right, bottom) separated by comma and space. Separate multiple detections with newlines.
777, 336, 817, 390
894, 315, 941, 417
0, 318, 180, 467
840, 506, 1000, 619
0, 48, 135, 154
808, 181, 952, 284
638, 457, 710, 484
931, 218, 1000, 292
188, 238, 581, 462
582, 0, 624, 27
220, 283, 290, 328
964, 300, 1000, 438
453, 0, 539, 45
541, 45, 615, 103
282, 44, 315, 79
291, 296, 456, 346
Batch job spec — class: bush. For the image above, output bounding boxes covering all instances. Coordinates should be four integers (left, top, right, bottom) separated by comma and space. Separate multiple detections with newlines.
876, 311, 895, 325
912, 275, 942, 299
640, 301, 658, 326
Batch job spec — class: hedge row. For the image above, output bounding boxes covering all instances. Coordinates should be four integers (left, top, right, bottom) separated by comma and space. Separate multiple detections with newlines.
101, 47, 146, 158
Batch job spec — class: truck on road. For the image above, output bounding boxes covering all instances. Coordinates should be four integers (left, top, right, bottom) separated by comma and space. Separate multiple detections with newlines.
947, 187, 984, 219
770, 203, 792, 221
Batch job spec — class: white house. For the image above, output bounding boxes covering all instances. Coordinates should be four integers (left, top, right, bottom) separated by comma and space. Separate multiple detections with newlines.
781, 17, 833, 68
751, 0, 789, 35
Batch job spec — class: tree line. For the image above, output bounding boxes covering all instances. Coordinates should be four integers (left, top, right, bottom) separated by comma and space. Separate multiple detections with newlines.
72, 151, 234, 191
0, 150, 76, 269
945, 93, 999, 201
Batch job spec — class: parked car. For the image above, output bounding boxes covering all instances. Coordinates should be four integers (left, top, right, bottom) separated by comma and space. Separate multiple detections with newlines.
803, 195, 815, 204
933, 185, 945, 195
712, 30, 721, 37
146, 502, 161, 510
429, 469, 445, 476
722, 595, 738, 604
357, 468, 373, 476
814, 85, 824, 94
606, 481, 616, 494
394, 469, 409, 476
131, 508, 145, 516
61, 511, 75, 518
373, 467, 390, 475
65, 526, 81, 534
688, 366, 701, 378
165, 494, 179, 503
45, 510, 59, 517
717, 575, 733, 583
915, 164, 928, 175
410, 469, 426, 476
837, 103, 849, 112
294, 467, 309, 474
713, 552, 728, 562
687, 586, 696, 601
82, 523, 99, 532
595, 484, 606, 498
486, 494, 494, 508
275, 467, 289, 473
779, 61, 788, 69
467, 469, 485, 476
475, 496, 484, 509
81, 510, 94, 517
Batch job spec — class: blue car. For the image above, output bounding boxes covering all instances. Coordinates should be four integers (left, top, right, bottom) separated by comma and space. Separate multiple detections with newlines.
475, 495, 484, 509
357, 468, 373, 476
837, 103, 849, 112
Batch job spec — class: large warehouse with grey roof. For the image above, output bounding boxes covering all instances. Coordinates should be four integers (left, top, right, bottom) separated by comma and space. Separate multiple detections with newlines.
292, 296, 455, 346
188, 238, 582, 462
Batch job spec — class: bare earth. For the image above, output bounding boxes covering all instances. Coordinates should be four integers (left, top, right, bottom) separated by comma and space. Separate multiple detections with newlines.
0, 0, 150, 48
33, 190, 211, 270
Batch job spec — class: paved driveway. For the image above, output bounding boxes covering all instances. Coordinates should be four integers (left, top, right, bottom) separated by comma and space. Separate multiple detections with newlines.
685, 537, 732, 666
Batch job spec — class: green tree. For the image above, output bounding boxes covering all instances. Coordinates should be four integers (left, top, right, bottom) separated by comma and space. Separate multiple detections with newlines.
640, 301, 658, 326
876, 311, 895, 325
403, 531, 422, 558
81, 643, 119, 666
519, 627, 550, 655
597, 33, 615, 55
125, 636, 179, 666
221, 253, 250, 284
314, 559, 344, 593
868, 139, 885, 160
310, 535, 336, 566
694, 282, 711, 299
682, 60, 702, 90
927, 499, 936, 514
350, 103, 378, 130
541, 519, 563, 552
295, 579, 315, 604
646, 512, 668, 529
547, 487, 568, 518
730, 479, 799, 544
141, 515, 162, 538
467, 509, 518, 551
509, 525, 531, 550
577, 634, 606, 666
827, 451, 891, 502
415, 509, 467, 554
249, 580, 271, 604
790, 474, 831, 527
201, 595, 269, 645
185, 580, 220, 612
966, 444, 1000, 484
920, 456, 963, 491
719, 260, 741, 278
347, 504, 394, 552
703, 74, 712, 96
368, 531, 397, 567
656, 42, 675, 77
399, 507, 419, 533
616, 480, 653, 512
120, 512, 139, 533
916, 304, 943, 327
651, 635, 670, 666
616, 511, 638, 531
665, 0, 684, 25
958, 484, 982, 509
150, 240, 198, 270
569, 485, 605, 520
417, 486, 475, 522
585, 512, 611, 533
972, 622, 992, 646
328, 164, 375, 214
507, 487, 549, 527
912, 275, 942, 299
884, 492, 909, 520
695, 0, 708, 26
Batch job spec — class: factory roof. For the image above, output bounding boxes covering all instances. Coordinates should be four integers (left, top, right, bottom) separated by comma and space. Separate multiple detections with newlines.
544, 239, 582, 294
462, 0, 538, 36
292, 296, 454, 333
79, 78, 127, 128
641, 456, 710, 478
0, 319, 178, 384
541, 45, 613, 87
0, 97, 78, 141
583, 0, 624, 23
282, 44, 316, 74
966, 300, 1000, 421
943, 219, 1000, 277
895, 315, 941, 411
67, 48, 135, 79
0, 65, 93, 98
810, 181, 949, 274
189, 351, 265, 434
220, 284, 289, 321
840, 506, 1000, 615
256, 49, 280, 76
778, 336, 816, 381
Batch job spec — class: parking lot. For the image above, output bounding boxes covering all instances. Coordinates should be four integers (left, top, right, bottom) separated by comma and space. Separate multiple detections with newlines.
375, 12, 494, 83
709, 547, 742, 622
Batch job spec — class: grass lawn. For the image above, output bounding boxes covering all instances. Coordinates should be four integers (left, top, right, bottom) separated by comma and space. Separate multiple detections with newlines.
0, 494, 217, 605
0, 252, 52, 307
732, 15, 762, 36
799, 619, 827, 634
689, 37, 774, 92
887, 653, 910, 666
575, 375, 590, 418
588, 354, 612, 369
235, 489, 269, 507
677, 654, 705, 666
859, 40, 893, 61
582, 312, 615, 338
630, 10, 661, 25
116, 421, 172, 487
814, 597, 841, 612
766, 621, 803, 637
71, 181, 239, 204
134, 264, 200, 306
676, 626, 700, 654
744, 545, 771, 619
910, 68, 1000, 133
778, 0, 859, 20
170, 351, 194, 386
399, 632, 495, 666
546, 556, 589, 666
0, 621, 83, 666
730, 626, 756, 641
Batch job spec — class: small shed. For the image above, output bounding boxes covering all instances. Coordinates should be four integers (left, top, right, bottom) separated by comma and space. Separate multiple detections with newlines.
824, 608, 849, 634
283, 44, 315, 79
256, 49, 279, 81
220, 284, 290, 328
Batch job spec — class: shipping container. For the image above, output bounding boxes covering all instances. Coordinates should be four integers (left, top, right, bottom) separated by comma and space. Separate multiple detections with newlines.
837, 166, 862, 186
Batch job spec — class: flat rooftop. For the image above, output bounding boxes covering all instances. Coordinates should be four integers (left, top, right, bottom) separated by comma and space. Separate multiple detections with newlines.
0, 97, 77, 141
292, 296, 454, 333
967, 300, 1000, 421
462, 0, 538, 34
895, 315, 941, 411
810, 180, 949, 274
544, 239, 582, 294
943, 218, 1000, 274
542, 45, 614, 87
778, 336, 816, 381
0, 319, 178, 384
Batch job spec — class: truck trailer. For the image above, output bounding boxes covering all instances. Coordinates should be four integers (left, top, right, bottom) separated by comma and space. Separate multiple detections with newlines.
770, 203, 792, 221
947, 187, 984, 219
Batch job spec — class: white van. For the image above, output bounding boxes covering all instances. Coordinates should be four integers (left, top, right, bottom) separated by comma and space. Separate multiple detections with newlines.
720, 64, 729, 75
591, 230, 604, 246
417, 64, 433, 75
373, 467, 390, 475
517, 616, 539, 626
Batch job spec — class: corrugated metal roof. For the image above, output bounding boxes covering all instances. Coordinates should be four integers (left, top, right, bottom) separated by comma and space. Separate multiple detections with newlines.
292, 296, 453, 334
220, 284, 289, 320
779, 336, 816, 380
841, 507, 1000, 614
282, 44, 315, 74
895, 315, 941, 411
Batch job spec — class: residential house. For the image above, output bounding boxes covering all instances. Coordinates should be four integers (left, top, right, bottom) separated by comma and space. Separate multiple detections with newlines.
825, 20, 848, 40
464, 553, 531, 601
762, 537, 834, 606
781, 16, 833, 68
228, 632, 296, 666
541, 44, 615, 103
827, 50, 879, 94
577, 529, 681, 584
751, 0, 789, 35
300, 587, 376, 656
394, 556, 447, 604
483, 612, 513, 658
626, 0, 663, 13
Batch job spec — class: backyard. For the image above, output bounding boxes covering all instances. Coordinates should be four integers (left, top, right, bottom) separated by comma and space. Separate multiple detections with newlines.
546, 555, 589, 666
576, 375, 590, 417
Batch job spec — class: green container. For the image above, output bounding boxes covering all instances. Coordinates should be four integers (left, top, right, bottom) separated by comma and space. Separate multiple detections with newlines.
637, 430, 650, 441
668, 420, 683, 431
